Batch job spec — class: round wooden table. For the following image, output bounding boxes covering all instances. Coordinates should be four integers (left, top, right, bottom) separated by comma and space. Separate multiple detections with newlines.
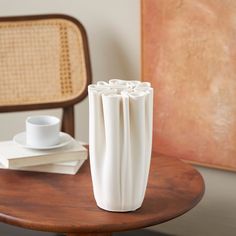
0, 153, 204, 236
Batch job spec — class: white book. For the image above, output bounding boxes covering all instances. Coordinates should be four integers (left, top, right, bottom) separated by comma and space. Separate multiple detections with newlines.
0, 159, 86, 175
0, 140, 88, 168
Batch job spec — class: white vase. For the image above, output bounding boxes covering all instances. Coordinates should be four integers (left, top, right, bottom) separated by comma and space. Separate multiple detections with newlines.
88, 79, 153, 212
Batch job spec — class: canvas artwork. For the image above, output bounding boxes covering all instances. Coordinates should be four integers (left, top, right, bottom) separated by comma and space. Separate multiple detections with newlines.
142, 0, 236, 171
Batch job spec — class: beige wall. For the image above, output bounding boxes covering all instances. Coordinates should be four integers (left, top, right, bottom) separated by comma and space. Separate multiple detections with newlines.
0, 1, 236, 236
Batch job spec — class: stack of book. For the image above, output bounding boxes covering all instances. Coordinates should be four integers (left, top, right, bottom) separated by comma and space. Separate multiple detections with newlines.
0, 140, 88, 175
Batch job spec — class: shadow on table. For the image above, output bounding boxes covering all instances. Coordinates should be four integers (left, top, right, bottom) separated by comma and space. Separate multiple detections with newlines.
114, 229, 175, 236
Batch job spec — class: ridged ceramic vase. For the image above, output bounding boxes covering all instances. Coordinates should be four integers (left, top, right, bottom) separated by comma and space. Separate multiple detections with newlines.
88, 79, 153, 212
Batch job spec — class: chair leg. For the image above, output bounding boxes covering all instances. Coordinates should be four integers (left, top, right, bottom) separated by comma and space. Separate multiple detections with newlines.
62, 106, 75, 138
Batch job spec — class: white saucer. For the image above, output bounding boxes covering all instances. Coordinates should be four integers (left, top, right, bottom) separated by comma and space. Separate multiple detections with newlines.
13, 132, 73, 150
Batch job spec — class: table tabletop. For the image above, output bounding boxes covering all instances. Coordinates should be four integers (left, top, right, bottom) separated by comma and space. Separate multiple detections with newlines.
0, 153, 204, 236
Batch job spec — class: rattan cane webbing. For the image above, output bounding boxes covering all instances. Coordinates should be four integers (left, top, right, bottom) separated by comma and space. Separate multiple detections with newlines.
0, 18, 87, 106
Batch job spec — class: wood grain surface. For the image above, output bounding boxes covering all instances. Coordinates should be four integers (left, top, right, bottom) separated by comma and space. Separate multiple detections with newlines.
142, 0, 236, 171
0, 154, 204, 235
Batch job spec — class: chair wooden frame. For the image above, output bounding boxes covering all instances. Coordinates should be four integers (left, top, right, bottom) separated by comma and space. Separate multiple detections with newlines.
0, 14, 92, 137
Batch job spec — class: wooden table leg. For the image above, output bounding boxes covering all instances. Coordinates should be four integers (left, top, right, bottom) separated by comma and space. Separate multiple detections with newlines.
67, 233, 112, 236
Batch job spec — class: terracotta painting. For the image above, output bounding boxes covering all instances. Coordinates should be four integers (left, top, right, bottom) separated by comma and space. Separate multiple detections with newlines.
142, 0, 236, 171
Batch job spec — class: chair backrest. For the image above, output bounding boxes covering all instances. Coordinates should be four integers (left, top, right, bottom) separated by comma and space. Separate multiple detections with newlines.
0, 14, 92, 137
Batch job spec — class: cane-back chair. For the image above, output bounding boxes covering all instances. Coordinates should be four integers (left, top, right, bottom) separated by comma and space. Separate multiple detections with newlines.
0, 14, 91, 137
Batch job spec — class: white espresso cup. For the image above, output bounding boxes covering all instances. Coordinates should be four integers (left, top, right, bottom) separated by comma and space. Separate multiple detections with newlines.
26, 115, 60, 147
